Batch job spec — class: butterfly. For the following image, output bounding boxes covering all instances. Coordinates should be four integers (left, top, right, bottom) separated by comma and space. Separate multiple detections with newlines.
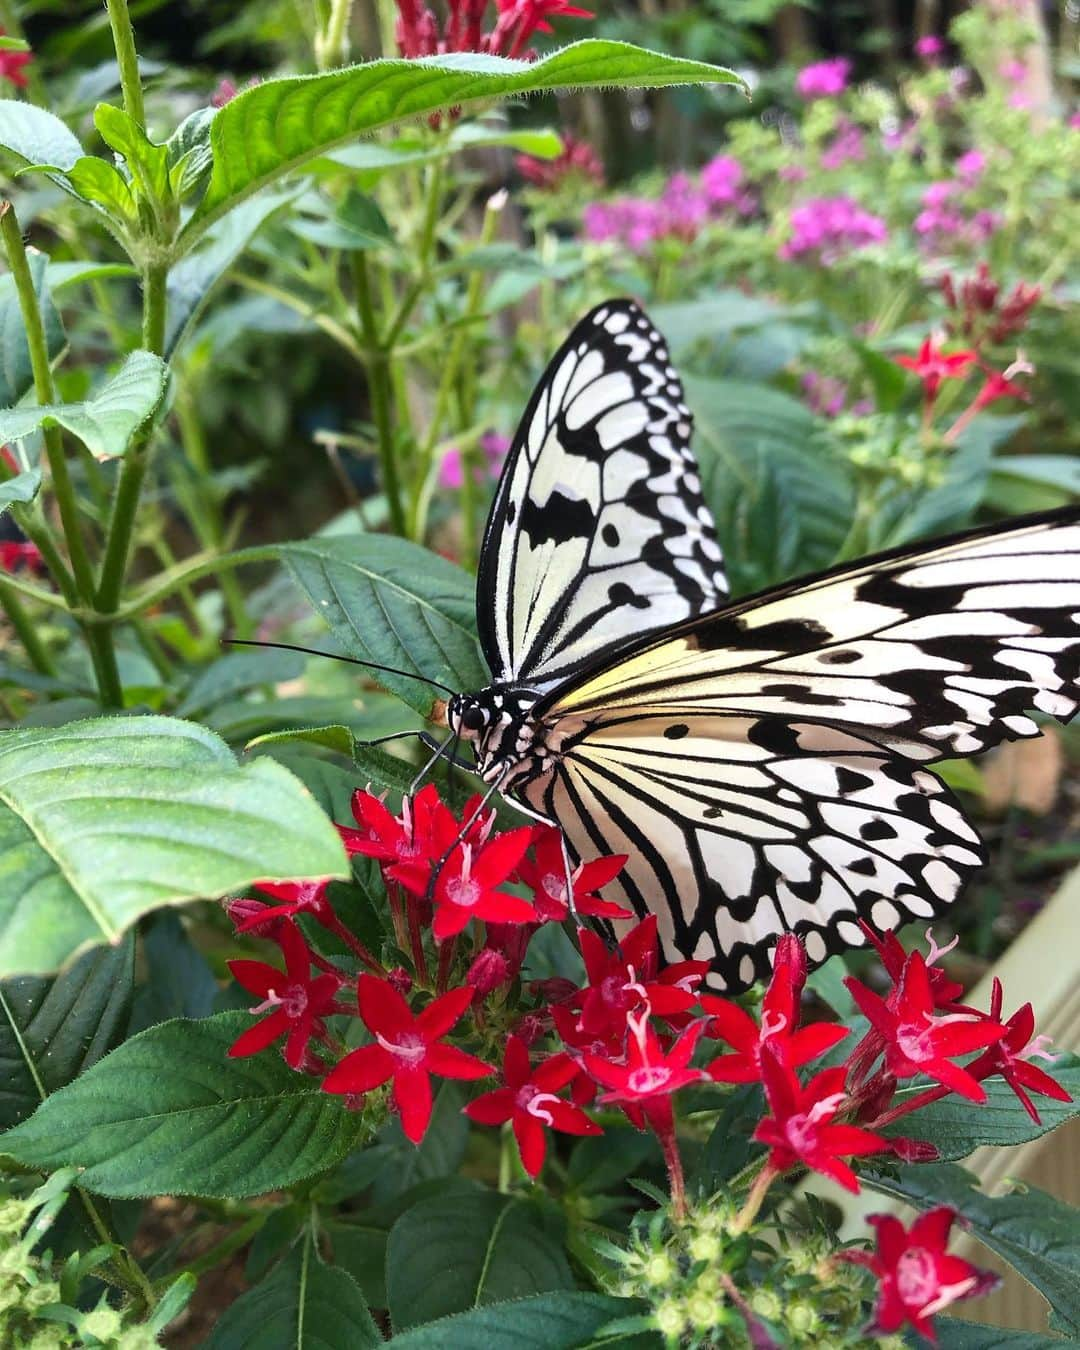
441, 298, 1080, 992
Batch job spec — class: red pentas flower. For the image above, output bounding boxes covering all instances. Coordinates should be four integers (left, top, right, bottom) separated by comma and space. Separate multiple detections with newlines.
233, 878, 333, 932
323, 977, 493, 1142
0, 31, 31, 88
846, 951, 1006, 1102
464, 1036, 601, 1176
703, 934, 848, 1084
972, 358, 1032, 410
583, 1011, 707, 1113
228, 922, 344, 1071
432, 828, 536, 940
516, 133, 605, 190
342, 784, 460, 895
0, 540, 44, 575
896, 334, 977, 402
842, 1208, 998, 1341
754, 1051, 887, 1193
394, 0, 591, 60
966, 978, 1073, 1124
860, 922, 968, 1013
516, 825, 631, 922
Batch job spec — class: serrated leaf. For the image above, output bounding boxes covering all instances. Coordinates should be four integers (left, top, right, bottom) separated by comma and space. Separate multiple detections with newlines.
929, 1319, 1080, 1349
0, 250, 65, 409
884, 1056, 1080, 1161
371, 1080, 472, 1204
386, 1190, 574, 1330
0, 938, 133, 1130
863, 1162, 1080, 1336
0, 350, 168, 460
0, 1012, 371, 1197
387, 1293, 656, 1349
94, 103, 171, 205
181, 44, 745, 246
127, 912, 218, 1033
0, 715, 348, 977
204, 1240, 382, 1347
280, 535, 484, 716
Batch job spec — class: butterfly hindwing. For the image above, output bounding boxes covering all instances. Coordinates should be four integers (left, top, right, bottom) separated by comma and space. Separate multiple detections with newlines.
476, 300, 727, 689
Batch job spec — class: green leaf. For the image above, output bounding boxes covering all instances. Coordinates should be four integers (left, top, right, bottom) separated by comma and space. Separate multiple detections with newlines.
370, 1080, 472, 1204
884, 1055, 1080, 1161
1, 1012, 371, 1198
851, 338, 908, 413
325, 124, 563, 179
0, 715, 348, 977
0, 938, 133, 1130
290, 189, 395, 251
386, 1190, 574, 1330
164, 188, 298, 357
0, 249, 65, 409
863, 1162, 1080, 1336
175, 646, 306, 718
94, 103, 171, 206
387, 1293, 656, 1349
929, 1319, 1080, 1349
280, 535, 484, 716
0, 350, 169, 461
204, 1241, 382, 1348
0, 468, 42, 517
182, 44, 745, 246
127, 912, 218, 1033
0, 99, 83, 174
65, 156, 137, 220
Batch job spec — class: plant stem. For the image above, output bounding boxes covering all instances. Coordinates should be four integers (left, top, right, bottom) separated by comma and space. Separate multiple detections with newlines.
0, 582, 56, 675
105, 0, 146, 127
112, 544, 281, 621
164, 1211, 268, 1286
730, 1162, 779, 1235
316, 0, 355, 69
353, 252, 407, 535
77, 1187, 157, 1313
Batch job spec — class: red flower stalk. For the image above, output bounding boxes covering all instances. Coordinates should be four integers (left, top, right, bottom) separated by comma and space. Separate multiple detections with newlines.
846, 952, 1006, 1102
703, 934, 847, 1083
323, 977, 492, 1142
432, 828, 536, 940
464, 1036, 601, 1176
965, 978, 1072, 1124
393, 0, 590, 60
841, 1208, 998, 1341
516, 825, 630, 922
228, 921, 344, 1070
754, 1052, 887, 1193
896, 334, 976, 403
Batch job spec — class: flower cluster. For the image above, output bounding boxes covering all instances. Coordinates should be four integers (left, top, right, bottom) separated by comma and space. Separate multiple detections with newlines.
795, 58, 851, 101
516, 132, 604, 190
0, 29, 31, 88
779, 195, 888, 264
393, 0, 591, 61
438, 430, 510, 490
223, 785, 1070, 1342
914, 179, 998, 253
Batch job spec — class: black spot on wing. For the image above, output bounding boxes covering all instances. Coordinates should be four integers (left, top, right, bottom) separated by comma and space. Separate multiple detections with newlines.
520, 491, 595, 547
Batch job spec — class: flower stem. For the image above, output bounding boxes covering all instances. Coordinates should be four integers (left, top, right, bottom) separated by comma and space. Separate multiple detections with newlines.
0, 581, 56, 676
315, 0, 355, 69
730, 1162, 779, 1235
408, 899, 431, 988
352, 252, 406, 536
865, 1084, 949, 1131
325, 912, 388, 977
105, 0, 146, 127
435, 935, 457, 996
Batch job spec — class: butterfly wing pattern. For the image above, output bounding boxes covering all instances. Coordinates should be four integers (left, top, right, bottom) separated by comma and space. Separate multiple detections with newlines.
476, 300, 728, 690
520, 512, 1080, 990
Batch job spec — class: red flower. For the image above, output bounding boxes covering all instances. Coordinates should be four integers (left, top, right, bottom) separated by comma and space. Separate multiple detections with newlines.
464, 1036, 601, 1176
842, 1208, 998, 1341
583, 1010, 707, 1109
846, 952, 1006, 1102
0, 32, 31, 88
896, 334, 976, 402
228, 922, 343, 1070
0, 540, 44, 575
754, 1052, 887, 1193
966, 978, 1073, 1124
516, 134, 604, 190
490, 0, 593, 58
703, 934, 847, 1083
233, 877, 334, 932
573, 915, 708, 1040
860, 922, 967, 1012
393, 0, 590, 59
465, 947, 513, 996
972, 360, 1032, 410
323, 977, 492, 1141
516, 825, 630, 922
432, 828, 536, 940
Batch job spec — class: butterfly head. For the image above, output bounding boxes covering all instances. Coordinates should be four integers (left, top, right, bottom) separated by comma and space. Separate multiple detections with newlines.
447, 686, 548, 785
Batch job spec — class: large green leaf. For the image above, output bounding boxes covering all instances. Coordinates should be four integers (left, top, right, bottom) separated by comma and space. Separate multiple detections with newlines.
280, 535, 485, 716
386, 1190, 574, 1330
0, 938, 133, 1130
174, 646, 307, 719
127, 912, 218, 1033
884, 1056, 1080, 1161
181, 44, 745, 246
864, 1163, 1080, 1336
0, 715, 348, 977
0, 249, 65, 409
204, 1240, 382, 1348
0, 1012, 371, 1197
388, 1293, 656, 1349
0, 350, 168, 461
0, 99, 83, 173
930, 1320, 1080, 1349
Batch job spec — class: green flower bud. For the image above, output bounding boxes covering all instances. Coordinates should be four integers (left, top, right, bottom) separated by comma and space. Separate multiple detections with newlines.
655, 1298, 686, 1338
749, 1287, 782, 1321
24, 1279, 61, 1311
686, 1288, 720, 1331
79, 1307, 124, 1343
0, 1199, 32, 1238
688, 1231, 722, 1264
644, 1252, 676, 1288
787, 1300, 820, 1337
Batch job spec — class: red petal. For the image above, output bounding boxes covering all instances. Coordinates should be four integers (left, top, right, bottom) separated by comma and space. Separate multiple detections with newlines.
472, 828, 533, 886
358, 974, 415, 1039
548, 1100, 602, 1136
787, 1022, 850, 1065
706, 1054, 759, 1084
909, 1206, 957, 1253
503, 1034, 532, 1088
845, 976, 895, 1033
475, 891, 537, 925
228, 958, 282, 999
416, 984, 474, 1041
699, 996, 759, 1053
930, 1019, 1006, 1058
464, 1089, 515, 1125
821, 1124, 888, 1158
425, 1042, 495, 1080
323, 1043, 394, 1095
576, 854, 627, 891
278, 919, 313, 982
532, 1052, 579, 1094
619, 914, 658, 974
925, 1058, 988, 1102
394, 1066, 433, 1143
228, 1011, 288, 1058
513, 1112, 547, 1178
1012, 1059, 1073, 1103
577, 927, 612, 985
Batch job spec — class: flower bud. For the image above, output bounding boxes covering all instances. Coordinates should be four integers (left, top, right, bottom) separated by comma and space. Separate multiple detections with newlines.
887, 1134, 940, 1163
655, 1299, 686, 1337
387, 966, 413, 997
466, 949, 511, 997
224, 897, 278, 937
644, 1252, 677, 1287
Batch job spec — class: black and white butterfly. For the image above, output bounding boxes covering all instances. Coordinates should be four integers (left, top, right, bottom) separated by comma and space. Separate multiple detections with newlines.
442, 299, 1080, 993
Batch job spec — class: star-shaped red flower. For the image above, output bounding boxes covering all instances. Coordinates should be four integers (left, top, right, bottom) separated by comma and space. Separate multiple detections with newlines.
966, 978, 1072, 1123
228, 922, 343, 1070
842, 1207, 998, 1341
431, 828, 536, 940
515, 825, 631, 922
896, 334, 976, 401
583, 1011, 707, 1108
754, 1051, 887, 1193
846, 952, 1006, 1102
341, 784, 462, 896
464, 1036, 601, 1176
323, 977, 493, 1142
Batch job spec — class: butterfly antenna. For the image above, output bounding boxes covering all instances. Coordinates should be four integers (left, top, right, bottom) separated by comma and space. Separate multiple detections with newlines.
410, 731, 456, 796
223, 637, 457, 697
423, 766, 511, 908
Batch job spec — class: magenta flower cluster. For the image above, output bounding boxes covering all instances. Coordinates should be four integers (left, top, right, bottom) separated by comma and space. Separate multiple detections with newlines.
780, 195, 887, 264
795, 57, 851, 100
583, 154, 752, 252
915, 179, 998, 252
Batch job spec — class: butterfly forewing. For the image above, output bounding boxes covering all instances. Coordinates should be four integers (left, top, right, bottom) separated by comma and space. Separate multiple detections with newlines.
476, 300, 728, 689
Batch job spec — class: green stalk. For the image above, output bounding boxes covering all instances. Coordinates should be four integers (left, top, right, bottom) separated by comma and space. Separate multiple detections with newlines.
0, 582, 56, 675
315, 0, 355, 69
353, 251, 407, 535
105, 0, 146, 127
113, 544, 280, 622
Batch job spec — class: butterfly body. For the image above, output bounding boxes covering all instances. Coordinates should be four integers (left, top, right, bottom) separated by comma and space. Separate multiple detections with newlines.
447, 298, 1079, 992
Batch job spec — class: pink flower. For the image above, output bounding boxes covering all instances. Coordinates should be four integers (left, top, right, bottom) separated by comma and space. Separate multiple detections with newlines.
796, 57, 851, 100
228, 922, 343, 1070
915, 34, 945, 62
464, 1036, 600, 1176
438, 430, 511, 489
323, 977, 493, 1142
780, 195, 887, 264
700, 154, 744, 206
842, 1208, 998, 1340
821, 120, 866, 169
955, 149, 986, 183
999, 57, 1027, 85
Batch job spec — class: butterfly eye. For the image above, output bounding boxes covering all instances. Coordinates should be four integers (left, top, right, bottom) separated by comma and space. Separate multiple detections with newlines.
461, 706, 487, 732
